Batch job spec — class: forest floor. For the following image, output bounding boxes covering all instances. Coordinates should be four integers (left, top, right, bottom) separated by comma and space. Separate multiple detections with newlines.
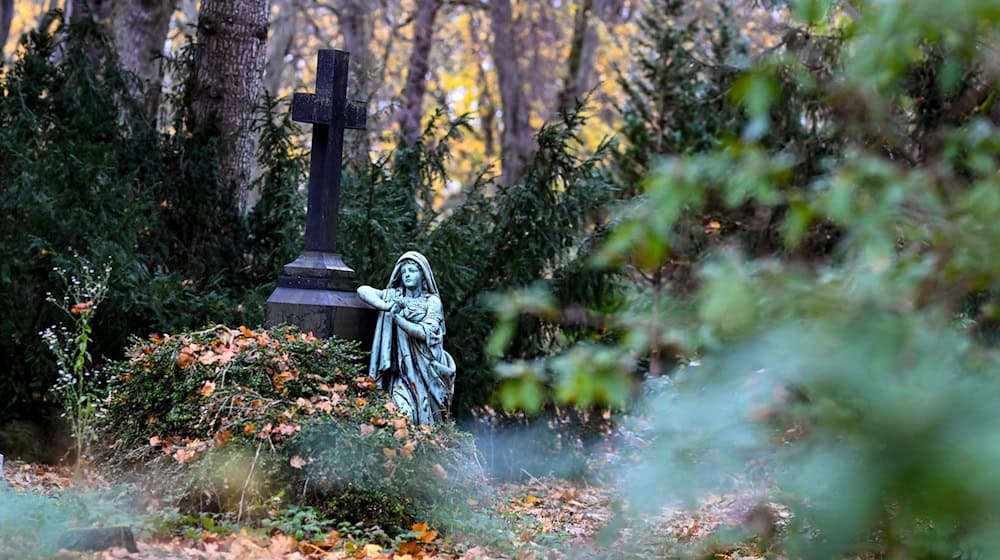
3, 460, 783, 559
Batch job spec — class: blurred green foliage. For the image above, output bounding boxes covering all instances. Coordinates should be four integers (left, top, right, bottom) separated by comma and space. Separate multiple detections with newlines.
493, 0, 1000, 556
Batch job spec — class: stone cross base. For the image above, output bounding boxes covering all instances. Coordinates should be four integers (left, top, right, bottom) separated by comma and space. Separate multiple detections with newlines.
266, 252, 376, 345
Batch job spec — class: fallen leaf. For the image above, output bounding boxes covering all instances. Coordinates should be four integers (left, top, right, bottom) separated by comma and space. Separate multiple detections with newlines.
360, 424, 375, 436
172, 448, 196, 463
432, 464, 448, 481
213, 430, 232, 448
148, 436, 161, 447
289, 455, 306, 469
363, 543, 382, 557
196, 381, 215, 397
393, 428, 409, 440
269, 534, 297, 556
175, 349, 195, 369
399, 441, 416, 458
383, 448, 397, 459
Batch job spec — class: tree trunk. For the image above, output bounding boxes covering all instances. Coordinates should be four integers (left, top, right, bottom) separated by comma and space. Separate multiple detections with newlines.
113, 0, 175, 122
339, 0, 376, 168
68, 0, 113, 24
264, 0, 297, 98
556, 0, 597, 114
0, 0, 12, 57
490, 0, 532, 186
397, 0, 442, 146
190, 0, 270, 214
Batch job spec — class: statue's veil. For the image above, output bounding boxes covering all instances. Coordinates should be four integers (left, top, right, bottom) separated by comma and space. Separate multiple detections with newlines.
385, 251, 439, 296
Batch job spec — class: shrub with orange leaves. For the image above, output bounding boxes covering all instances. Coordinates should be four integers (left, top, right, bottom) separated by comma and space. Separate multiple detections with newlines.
98, 324, 486, 534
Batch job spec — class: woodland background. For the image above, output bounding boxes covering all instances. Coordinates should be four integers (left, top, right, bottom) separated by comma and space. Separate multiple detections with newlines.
6, 0, 1000, 557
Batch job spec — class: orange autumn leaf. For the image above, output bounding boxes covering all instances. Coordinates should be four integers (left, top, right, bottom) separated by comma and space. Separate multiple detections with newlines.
238, 325, 254, 338
383, 447, 397, 459
391, 418, 408, 429
151, 333, 165, 345
213, 430, 233, 448
411, 522, 428, 533
399, 441, 416, 458
397, 542, 422, 555
393, 428, 409, 440
70, 300, 93, 315
355, 398, 367, 407
315, 400, 333, 413
384, 401, 398, 413
148, 436, 162, 447
172, 448, 197, 463
289, 455, 306, 469
419, 529, 438, 543
196, 381, 216, 397
175, 348, 195, 369
243, 423, 256, 435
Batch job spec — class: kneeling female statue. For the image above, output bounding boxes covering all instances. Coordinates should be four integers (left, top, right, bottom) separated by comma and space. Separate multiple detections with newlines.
357, 251, 456, 425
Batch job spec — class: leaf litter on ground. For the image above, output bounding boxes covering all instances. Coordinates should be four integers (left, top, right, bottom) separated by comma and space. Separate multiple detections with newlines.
3, 460, 787, 559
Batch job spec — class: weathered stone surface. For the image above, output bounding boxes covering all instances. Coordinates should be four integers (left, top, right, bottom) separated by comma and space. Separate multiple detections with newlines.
265, 49, 377, 343
58, 527, 139, 553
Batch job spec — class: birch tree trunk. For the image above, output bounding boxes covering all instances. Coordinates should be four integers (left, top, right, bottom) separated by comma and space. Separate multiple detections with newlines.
397, 0, 442, 146
490, 0, 533, 186
190, 0, 270, 214
113, 0, 175, 121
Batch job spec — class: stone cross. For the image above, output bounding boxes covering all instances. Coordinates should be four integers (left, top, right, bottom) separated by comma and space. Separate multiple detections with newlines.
265, 49, 377, 343
292, 49, 367, 253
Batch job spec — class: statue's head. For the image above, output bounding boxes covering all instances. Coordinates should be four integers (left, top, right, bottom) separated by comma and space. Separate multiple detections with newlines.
399, 259, 424, 292
390, 252, 436, 295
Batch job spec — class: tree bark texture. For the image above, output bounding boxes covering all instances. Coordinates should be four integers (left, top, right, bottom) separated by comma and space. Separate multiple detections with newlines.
113, 0, 175, 121
556, 0, 597, 114
190, 0, 270, 214
490, 0, 532, 186
0, 0, 13, 58
338, 0, 376, 168
398, 0, 442, 146
264, 0, 297, 98
68, 0, 113, 24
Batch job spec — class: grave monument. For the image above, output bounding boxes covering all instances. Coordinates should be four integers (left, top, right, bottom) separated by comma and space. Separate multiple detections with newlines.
266, 49, 376, 342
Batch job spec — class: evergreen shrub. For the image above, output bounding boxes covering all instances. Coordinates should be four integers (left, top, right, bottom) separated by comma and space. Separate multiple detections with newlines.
0, 21, 305, 428
100, 325, 486, 533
